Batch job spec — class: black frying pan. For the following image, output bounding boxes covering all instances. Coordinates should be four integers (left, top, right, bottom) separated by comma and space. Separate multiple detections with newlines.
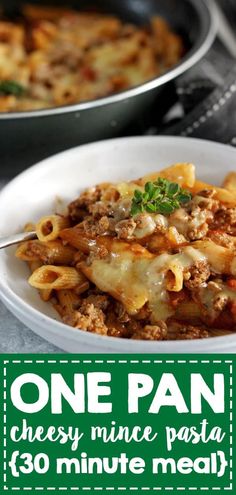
0, 0, 216, 177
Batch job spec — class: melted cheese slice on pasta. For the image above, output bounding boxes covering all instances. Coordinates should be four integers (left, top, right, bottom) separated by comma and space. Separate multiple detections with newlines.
81, 239, 207, 322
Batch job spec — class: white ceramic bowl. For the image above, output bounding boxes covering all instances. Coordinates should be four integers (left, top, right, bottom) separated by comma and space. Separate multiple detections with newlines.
0, 136, 236, 353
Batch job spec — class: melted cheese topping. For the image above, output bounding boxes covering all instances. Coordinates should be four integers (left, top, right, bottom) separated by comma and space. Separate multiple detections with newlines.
82, 241, 207, 322
197, 281, 236, 323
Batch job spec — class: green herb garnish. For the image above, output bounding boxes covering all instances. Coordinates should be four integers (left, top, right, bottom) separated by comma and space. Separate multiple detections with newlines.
131, 177, 192, 216
0, 80, 26, 97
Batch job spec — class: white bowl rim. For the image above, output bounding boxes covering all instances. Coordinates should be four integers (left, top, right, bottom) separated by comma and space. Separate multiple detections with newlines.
1, 135, 236, 352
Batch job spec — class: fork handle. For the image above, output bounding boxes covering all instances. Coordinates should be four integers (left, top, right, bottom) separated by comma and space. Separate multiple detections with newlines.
0, 231, 37, 249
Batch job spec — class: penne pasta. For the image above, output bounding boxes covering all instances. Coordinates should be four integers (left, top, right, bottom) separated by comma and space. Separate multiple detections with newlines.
74, 281, 90, 295
40, 289, 53, 302
166, 262, 184, 292
136, 163, 195, 188
208, 231, 236, 247
36, 215, 70, 242
28, 260, 42, 272
25, 240, 76, 265
193, 240, 236, 275
60, 228, 94, 253
191, 180, 236, 206
16, 241, 40, 262
29, 265, 82, 290
27, 259, 52, 301
57, 290, 80, 314
222, 172, 236, 193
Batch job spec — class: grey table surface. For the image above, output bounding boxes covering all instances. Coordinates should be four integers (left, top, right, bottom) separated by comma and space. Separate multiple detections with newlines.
0, 181, 63, 354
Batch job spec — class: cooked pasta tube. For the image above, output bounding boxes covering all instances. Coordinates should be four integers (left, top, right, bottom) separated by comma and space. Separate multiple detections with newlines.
191, 180, 236, 206
36, 215, 70, 242
166, 262, 184, 292
26, 240, 76, 265
40, 289, 53, 302
57, 290, 80, 314
81, 239, 152, 314
27, 260, 52, 300
60, 228, 94, 253
193, 240, 236, 275
28, 260, 42, 272
16, 241, 40, 261
29, 265, 81, 290
136, 163, 195, 188
208, 231, 236, 247
222, 172, 236, 193
74, 281, 90, 295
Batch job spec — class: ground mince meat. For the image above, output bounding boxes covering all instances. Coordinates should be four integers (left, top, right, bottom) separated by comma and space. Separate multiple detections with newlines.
184, 260, 210, 289
63, 302, 108, 335
115, 218, 137, 239
131, 323, 167, 340
168, 323, 209, 340
213, 207, 236, 233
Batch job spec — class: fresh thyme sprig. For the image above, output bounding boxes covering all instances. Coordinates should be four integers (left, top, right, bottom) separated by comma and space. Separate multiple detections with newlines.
0, 80, 26, 97
131, 177, 192, 216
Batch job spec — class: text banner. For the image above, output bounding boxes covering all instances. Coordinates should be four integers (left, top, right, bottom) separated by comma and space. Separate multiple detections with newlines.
1, 355, 235, 493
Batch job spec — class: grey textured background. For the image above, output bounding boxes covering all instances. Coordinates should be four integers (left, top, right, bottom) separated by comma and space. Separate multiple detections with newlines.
0, 301, 62, 353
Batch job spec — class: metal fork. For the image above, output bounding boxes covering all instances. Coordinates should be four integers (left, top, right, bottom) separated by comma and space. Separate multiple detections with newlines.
0, 231, 37, 249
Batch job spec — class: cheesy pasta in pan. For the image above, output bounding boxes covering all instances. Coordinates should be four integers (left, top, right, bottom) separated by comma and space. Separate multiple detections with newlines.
16, 163, 236, 341
0, 4, 184, 112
